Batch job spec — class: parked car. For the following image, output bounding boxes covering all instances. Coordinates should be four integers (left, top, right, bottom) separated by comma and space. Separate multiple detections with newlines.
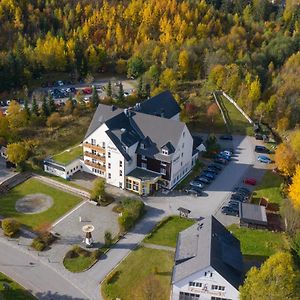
244, 177, 257, 185
57, 80, 64, 86
221, 150, 232, 157
255, 133, 263, 140
231, 193, 246, 201
222, 206, 239, 216
255, 145, 270, 154
219, 134, 233, 140
83, 87, 92, 94
195, 176, 211, 184
214, 158, 227, 165
190, 181, 204, 189
257, 155, 272, 164
233, 187, 251, 195
201, 172, 215, 180
208, 164, 222, 171
185, 188, 202, 197
204, 168, 218, 175
217, 153, 230, 161
228, 200, 241, 206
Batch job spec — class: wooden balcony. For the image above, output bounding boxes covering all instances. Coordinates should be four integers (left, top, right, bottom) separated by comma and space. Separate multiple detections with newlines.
84, 142, 105, 153
84, 160, 106, 172
84, 151, 105, 162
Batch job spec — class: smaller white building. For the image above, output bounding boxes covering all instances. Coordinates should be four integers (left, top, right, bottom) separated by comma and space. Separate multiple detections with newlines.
172, 216, 244, 300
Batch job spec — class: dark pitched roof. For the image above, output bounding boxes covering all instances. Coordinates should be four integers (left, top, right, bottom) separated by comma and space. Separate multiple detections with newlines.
192, 135, 203, 150
172, 216, 244, 290
240, 203, 267, 226
137, 90, 181, 119
127, 167, 161, 181
84, 104, 122, 139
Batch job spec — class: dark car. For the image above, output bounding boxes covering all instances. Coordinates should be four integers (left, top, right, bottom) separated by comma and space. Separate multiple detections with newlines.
231, 193, 245, 201
208, 164, 222, 171
196, 176, 211, 184
201, 172, 215, 180
222, 206, 239, 216
217, 153, 230, 161
204, 168, 218, 175
255, 133, 263, 140
255, 145, 270, 154
219, 134, 233, 140
234, 187, 251, 195
228, 201, 240, 208
214, 158, 227, 165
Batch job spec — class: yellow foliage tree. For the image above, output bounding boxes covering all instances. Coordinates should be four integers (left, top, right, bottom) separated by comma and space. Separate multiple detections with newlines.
289, 165, 300, 209
290, 130, 300, 160
274, 143, 296, 177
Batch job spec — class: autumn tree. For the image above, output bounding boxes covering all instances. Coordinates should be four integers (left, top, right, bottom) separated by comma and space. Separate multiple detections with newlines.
289, 165, 300, 209
274, 143, 297, 177
159, 68, 177, 91
0, 115, 10, 141
7, 142, 28, 166
46, 112, 62, 128
6, 101, 28, 130
127, 56, 145, 79
91, 178, 105, 203
207, 102, 219, 130
240, 252, 300, 300
178, 49, 190, 79
290, 130, 300, 160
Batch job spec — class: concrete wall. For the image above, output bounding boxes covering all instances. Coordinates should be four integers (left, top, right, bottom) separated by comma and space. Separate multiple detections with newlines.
172, 267, 239, 300
44, 158, 82, 179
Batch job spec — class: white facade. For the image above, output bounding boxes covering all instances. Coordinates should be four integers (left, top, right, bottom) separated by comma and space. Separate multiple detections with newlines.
169, 125, 193, 189
172, 267, 239, 300
44, 158, 82, 179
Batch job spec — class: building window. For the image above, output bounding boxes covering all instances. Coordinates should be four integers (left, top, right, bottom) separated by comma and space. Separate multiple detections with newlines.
182, 143, 184, 148
119, 182, 122, 188
120, 170, 122, 176
162, 149, 168, 155
119, 161, 122, 167
211, 285, 225, 291
108, 163, 111, 169
133, 181, 139, 191
211, 297, 232, 300
102, 142, 105, 148
181, 152, 183, 157
141, 162, 147, 169
179, 292, 200, 300
108, 173, 111, 179
181, 162, 183, 166
92, 149, 96, 154
160, 168, 166, 175
126, 179, 132, 189
189, 282, 202, 287
141, 155, 146, 160
108, 151, 111, 158
91, 138, 96, 145
183, 131, 185, 137
140, 143, 145, 149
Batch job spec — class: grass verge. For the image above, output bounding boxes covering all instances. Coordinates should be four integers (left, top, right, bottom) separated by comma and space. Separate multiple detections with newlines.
0, 178, 82, 230
101, 247, 173, 300
252, 171, 284, 206
0, 272, 36, 300
144, 216, 196, 247
228, 224, 288, 257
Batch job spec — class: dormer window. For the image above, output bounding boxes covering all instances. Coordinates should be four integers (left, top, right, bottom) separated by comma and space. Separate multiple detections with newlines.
140, 143, 145, 149
162, 149, 168, 155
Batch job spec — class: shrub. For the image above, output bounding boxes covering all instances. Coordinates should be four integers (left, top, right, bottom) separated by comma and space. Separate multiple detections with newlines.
118, 211, 134, 233
1, 218, 20, 237
112, 203, 123, 213
91, 178, 105, 202
92, 248, 103, 260
104, 231, 112, 246
31, 239, 45, 251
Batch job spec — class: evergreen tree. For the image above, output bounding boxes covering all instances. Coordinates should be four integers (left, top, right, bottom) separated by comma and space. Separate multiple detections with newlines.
107, 80, 112, 97
118, 82, 125, 102
145, 83, 151, 99
91, 86, 100, 108
138, 77, 144, 99
31, 97, 39, 116
41, 96, 49, 117
48, 95, 56, 113
24, 98, 30, 117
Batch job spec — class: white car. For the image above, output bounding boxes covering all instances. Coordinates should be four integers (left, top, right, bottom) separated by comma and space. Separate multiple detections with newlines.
190, 181, 204, 189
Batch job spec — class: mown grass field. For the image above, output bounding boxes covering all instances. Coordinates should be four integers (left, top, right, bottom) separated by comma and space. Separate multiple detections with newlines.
144, 216, 196, 247
52, 145, 82, 164
0, 178, 82, 230
228, 225, 288, 257
101, 247, 173, 300
253, 171, 284, 206
0, 272, 36, 300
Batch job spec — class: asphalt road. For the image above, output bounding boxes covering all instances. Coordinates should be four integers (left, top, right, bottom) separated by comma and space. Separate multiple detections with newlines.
0, 238, 89, 300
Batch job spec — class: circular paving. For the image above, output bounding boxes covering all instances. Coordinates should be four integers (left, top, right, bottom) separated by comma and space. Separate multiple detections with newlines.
15, 193, 53, 214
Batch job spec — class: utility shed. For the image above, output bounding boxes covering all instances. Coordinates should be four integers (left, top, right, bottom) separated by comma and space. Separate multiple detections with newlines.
239, 203, 267, 228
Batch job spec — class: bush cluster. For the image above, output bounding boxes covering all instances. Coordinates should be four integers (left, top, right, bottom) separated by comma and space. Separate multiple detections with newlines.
31, 232, 56, 251
1, 218, 21, 237
117, 199, 144, 233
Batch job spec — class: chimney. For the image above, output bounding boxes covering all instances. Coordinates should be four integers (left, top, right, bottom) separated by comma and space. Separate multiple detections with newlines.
111, 105, 117, 111
124, 108, 131, 117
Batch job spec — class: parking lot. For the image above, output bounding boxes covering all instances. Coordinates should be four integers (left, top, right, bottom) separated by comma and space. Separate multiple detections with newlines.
0, 157, 15, 184
146, 135, 269, 226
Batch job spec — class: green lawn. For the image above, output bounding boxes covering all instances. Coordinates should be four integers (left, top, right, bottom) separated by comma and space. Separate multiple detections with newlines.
220, 95, 253, 135
228, 225, 288, 257
0, 178, 82, 230
52, 145, 82, 165
101, 247, 173, 300
0, 272, 36, 300
253, 171, 284, 206
144, 216, 196, 247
